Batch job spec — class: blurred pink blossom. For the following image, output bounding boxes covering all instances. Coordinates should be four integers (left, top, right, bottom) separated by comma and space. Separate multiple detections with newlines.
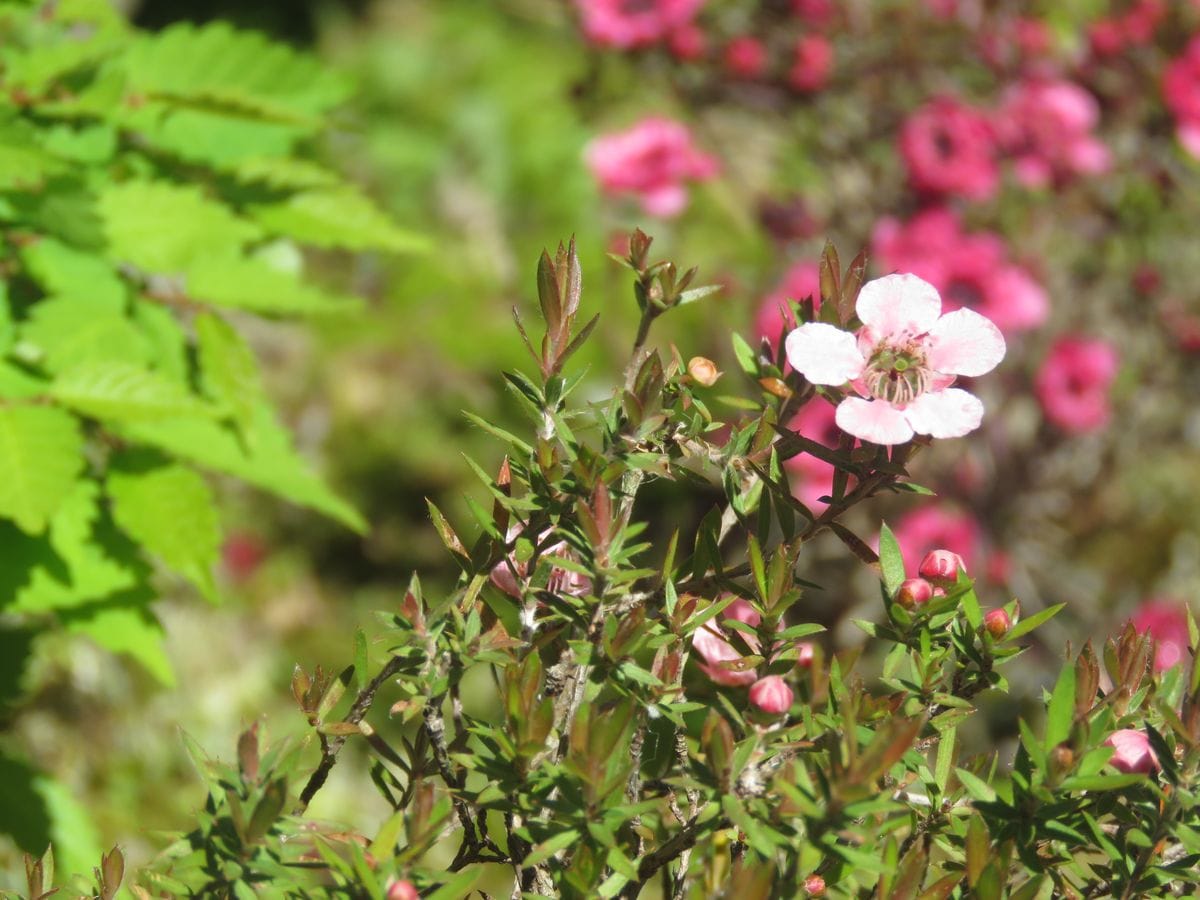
724, 35, 768, 79
756, 261, 820, 351
576, 0, 706, 49
899, 96, 998, 201
791, 0, 835, 28
1164, 36, 1200, 159
1104, 729, 1159, 774
692, 598, 763, 686
784, 274, 1005, 445
894, 505, 981, 578
872, 208, 1048, 335
1034, 337, 1119, 434
749, 675, 794, 714
666, 23, 707, 60
788, 34, 834, 93
995, 80, 1110, 187
490, 524, 591, 600
586, 117, 719, 217
783, 399, 846, 510
1131, 598, 1192, 673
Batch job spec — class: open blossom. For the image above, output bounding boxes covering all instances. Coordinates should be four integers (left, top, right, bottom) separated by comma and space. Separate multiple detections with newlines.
576, 0, 705, 50
691, 598, 762, 686
586, 117, 719, 218
784, 274, 1005, 445
1131, 598, 1192, 672
1034, 337, 1119, 434
873, 208, 1048, 335
1104, 729, 1159, 774
756, 261, 820, 351
1164, 36, 1200, 159
894, 505, 981, 577
995, 80, 1110, 187
899, 96, 998, 201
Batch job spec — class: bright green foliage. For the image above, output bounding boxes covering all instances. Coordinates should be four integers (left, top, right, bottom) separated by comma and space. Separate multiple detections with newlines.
0, 0, 415, 868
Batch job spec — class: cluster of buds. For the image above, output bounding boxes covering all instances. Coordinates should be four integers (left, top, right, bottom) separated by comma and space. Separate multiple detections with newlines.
893, 549, 1012, 639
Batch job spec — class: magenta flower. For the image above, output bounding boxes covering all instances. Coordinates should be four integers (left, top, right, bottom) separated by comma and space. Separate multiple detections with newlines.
984, 608, 1011, 638
872, 208, 1048, 335
896, 577, 934, 609
1104, 729, 1159, 775
893, 505, 981, 578
586, 117, 719, 218
575, 0, 705, 50
1164, 37, 1200, 159
1034, 337, 1119, 434
749, 675, 794, 714
756, 261, 820, 351
788, 34, 834, 93
386, 881, 420, 900
784, 274, 1005, 445
899, 96, 999, 201
724, 35, 768, 79
691, 598, 763, 687
995, 79, 1111, 188
920, 549, 967, 585
1131, 598, 1192, 673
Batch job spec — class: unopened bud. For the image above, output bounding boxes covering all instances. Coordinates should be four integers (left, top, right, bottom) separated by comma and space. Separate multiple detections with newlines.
386, 880, 419, 900
896, 577, 934, 609
1104, 729, 1159, 774
749, 675, 794, 715
687, 356, 722, 386
796, 641, 815, 668
984, 608, 1011, 638
1050, 742, 1075, 773
804, 874, 826, 896
919, 549, 966, 586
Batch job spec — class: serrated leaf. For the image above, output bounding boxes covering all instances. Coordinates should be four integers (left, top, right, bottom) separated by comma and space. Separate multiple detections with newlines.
248, 187, 427, 253
0, 405, 83, 534
184, 253, 361, 316
195, 312, 261, 432
50, 361, 211, 422
19, 238, 126, 310
21, 299, 152, 375
107, 452, 222, 602
59, 587, 174, 686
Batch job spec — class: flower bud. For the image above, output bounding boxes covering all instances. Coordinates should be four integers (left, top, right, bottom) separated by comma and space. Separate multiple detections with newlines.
749, 675, 794, 715
896, 577, 934, 609
387, 880, 420, 900
1104, 729, 1159, 774
804, 874, 826, 896
984, 608, 1011, 638
796, 641, 815, 668
687, 356, 722, 386
1050, 742, 1075, 774
919, 549, 966, 586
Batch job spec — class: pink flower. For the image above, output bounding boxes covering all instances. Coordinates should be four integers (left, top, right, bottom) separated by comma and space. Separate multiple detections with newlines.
896, 577, 934, 608
586, 117, 719, 218
995, 80, 1110, 188
783, 399, 848, 511
872, 209, 1048, 335
387, 881, 420, 900
899, 96, 998, 201
749, 675, 794, 714
724, 36, 767, 79
756, 262, 820, 351
490, 524, 591, 600
1034, 337, 1119, 434
784, 274, 1006, 445
576, 0, 706, 50
1088, 19, 1125, 57
791, 0, 835, 28
667, 23, 707, 60
788, 35, 834, 93
920, 549, 966, 585
1131, 598, 1192, 673
796, 641, 815, 667
1104, 729, 1159, 774
894, 505, 981, 578
1164, 37, 1200, 159
691, 598, 762, 686
984, 608, 1011, 638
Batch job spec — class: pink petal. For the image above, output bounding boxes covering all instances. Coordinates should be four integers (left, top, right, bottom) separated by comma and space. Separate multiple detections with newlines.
903, 388, 984, 438
642, 184, 689, 217
784, 323, 865, 385
925, 308, 1006, 376
835, 397, 914, 445
855, 274, 942, 339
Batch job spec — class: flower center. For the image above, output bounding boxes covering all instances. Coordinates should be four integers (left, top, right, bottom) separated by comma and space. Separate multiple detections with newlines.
864, 347, 930, 405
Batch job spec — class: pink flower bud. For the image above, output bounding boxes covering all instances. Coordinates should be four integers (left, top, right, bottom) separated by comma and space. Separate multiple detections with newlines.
919, 549, 966, 585
796, 641, 815, 668
387, 880, 420, 900
687, 356, 722, 386
984, 608, 1011, 638
749, 675, 793, 715
1104, 729, 1159, 774
896, 577, 934, 609
804, 874, 826, 896
724, 36, 768, 79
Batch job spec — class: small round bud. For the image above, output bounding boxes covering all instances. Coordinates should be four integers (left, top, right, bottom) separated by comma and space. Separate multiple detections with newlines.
919, 549, 966, 586
387, 880, 420, 900
1050, 742, 1075, 773
687, 356, 722, 387
804, 874, 826, 896
796, 641, 815, 668
749, 675, 794, 715
1104, 729, 1159, 774
896, 577, 934, 609
984, 608, 1011, 638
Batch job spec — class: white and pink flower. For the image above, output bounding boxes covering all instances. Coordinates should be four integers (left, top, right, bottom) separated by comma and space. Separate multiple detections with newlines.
784, 274, 1005, 445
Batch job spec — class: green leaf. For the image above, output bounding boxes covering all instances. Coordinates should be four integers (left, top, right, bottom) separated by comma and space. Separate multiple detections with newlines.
954, 767, 996, 803
1044, 662, 1077, 751
878, 521, 905, 597
19, 238, 126, 310
0, 405, 83, 534
248, 187, 428, 254
107, 451, 222, 602
195, 312, 261, 432
142, 108, 305, 166
1002, 603, 1066, 643
184, 253, 361, 316
731, 332, 759, 378
21, 298, 152, 374
50, 360, 212, 422
60, 587, 174, 686
119, 402, 366, 533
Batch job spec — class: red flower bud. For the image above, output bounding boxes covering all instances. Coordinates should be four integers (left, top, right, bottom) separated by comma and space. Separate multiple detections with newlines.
796, 641, 815, 668
919, 549, 966, 585
387, 880, 420, 900
896, 577, 934, 609
804, 874, 826, 896
1104, 729, 1159, 774
984, 608, 1011, 638
749, 675, 793, 715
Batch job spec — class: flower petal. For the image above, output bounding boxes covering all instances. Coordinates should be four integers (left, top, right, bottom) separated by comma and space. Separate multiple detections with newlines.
855, 274, 942, 339
903, 388, 984, 438
784, 323, 865, 385
835, 397, 914, 445
925, 308, 1006, 376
